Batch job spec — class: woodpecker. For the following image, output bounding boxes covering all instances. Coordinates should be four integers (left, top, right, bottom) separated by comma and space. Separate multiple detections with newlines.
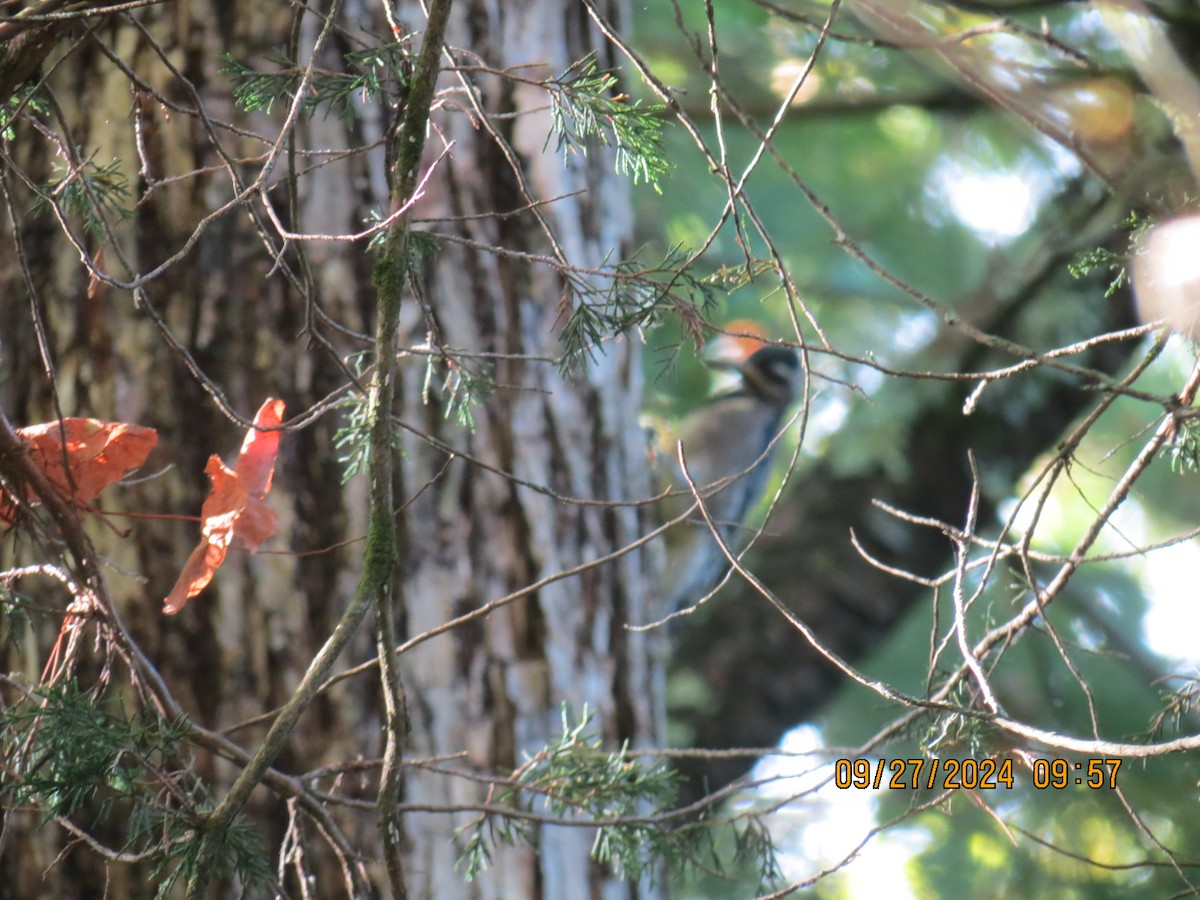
659, 345, 802, 613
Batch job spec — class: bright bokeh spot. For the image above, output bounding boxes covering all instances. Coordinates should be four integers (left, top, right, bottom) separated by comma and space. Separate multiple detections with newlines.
1002, 465, 1200, 669
1133, 214, 1200, 340
1060, 77, 1135, 145
754, 725, 927, 897
878, 105, 936, 152
770, 58, 822, 105
1141, 538, 1200, 664
932, 163, 1038, 243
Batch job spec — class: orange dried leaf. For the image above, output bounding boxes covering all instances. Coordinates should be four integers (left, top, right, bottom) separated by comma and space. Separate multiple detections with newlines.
235, 498, 278, 554
237, 398, 285, 498
0, 418, 157, 526
163, 399, 285, 615
162, 535, 230, 615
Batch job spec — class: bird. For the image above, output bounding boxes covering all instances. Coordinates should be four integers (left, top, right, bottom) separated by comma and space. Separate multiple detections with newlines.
657, 345, 802, 614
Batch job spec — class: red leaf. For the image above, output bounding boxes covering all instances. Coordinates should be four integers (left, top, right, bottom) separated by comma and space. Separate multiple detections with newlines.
237, 398, 285, 497
162, 529, 231, 611
1, 418, 157, 526
163, 399, 284, 615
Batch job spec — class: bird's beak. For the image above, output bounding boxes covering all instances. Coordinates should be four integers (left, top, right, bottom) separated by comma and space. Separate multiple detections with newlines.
700, 354, 746, 395
704, 356, 743, 374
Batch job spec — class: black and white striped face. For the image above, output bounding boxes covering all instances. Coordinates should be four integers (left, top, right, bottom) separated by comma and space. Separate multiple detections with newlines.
739, 347, 801, 407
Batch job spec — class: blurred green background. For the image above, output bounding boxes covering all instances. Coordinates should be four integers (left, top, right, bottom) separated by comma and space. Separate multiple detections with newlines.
633, 2, 1200, 896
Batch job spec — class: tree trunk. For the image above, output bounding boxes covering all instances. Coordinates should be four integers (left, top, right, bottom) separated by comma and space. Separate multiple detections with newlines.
391, 2, 662, 897
1, 0, 662, 897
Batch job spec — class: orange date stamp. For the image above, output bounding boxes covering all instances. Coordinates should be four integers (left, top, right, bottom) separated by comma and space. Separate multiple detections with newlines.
833, 757, 1122, 791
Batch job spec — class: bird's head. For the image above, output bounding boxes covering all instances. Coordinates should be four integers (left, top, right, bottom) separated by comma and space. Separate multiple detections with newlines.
711, 345, 801, 409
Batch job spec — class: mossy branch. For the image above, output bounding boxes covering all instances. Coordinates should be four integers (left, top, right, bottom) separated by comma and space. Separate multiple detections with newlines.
186, 2, 454, 896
